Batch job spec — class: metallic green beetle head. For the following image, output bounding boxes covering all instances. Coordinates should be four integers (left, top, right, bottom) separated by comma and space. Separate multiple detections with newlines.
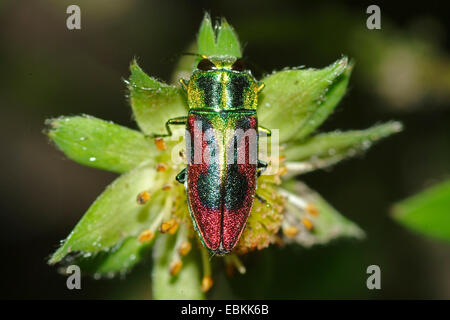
183, 56, 263, 111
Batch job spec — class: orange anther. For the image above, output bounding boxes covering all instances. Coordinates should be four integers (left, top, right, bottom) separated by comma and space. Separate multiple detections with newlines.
178, 241, 192, 256
154, 137, 166, 150
162, 184, 172, 191
160, 218, 178, 234
170, 260, 183, 276
138, 229, 154, 243
283, 226, 299, 238
168, 222, 179, 234
156, 163, 168, 172
301, 218, 314, 230
306, 203, 319, 216
201, 276, 214, 292
136, 191, 151, 205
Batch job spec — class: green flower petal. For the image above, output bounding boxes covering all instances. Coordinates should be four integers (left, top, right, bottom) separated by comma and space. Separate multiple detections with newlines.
127, 60, 188, 135
49, 163, 166, 264
197, 13, 242, 58
280, 181, 364, 246
290, 63, 353, 140
47, 115, 155, 174
152, 235, 204, 300
67, 237, 152, 277
258, 57, 350, 143
283, 121, 403, 175
392, 179, 450, 242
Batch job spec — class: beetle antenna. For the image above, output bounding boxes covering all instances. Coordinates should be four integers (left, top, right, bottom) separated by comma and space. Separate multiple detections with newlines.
160, 52, 205, 64
241, 56, 267, 77
180, 52, 208, 59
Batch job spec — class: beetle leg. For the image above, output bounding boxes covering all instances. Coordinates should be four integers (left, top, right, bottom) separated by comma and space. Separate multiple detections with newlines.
258, 126, 271, 137
257, 83, 265, 93
179, 78, 189, 91
255, 193, 267, 204
148, 116, 187, 138
257, 160, 268, 177
176, 167, 187, 184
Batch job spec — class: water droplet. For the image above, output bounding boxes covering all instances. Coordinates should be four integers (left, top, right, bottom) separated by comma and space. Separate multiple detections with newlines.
348, 148, 357, 157
362, 140, 372, 149
79, 137, 87, 141
89, 157, 96, 162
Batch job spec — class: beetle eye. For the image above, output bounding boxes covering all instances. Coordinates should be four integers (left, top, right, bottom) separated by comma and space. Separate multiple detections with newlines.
231, 58, 246, 71
197, 59, 216, 71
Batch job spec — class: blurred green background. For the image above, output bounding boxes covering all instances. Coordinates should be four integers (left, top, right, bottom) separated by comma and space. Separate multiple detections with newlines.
1, 0, 449, 299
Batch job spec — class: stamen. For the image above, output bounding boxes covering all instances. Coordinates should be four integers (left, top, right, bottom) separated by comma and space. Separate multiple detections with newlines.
156, 163, 168, 172
159, 218, 178, 234
301, 218, 314, 230
201, 276, 214, 292
282, 225, 299, 238
178, 241, 192, 256
138, 229, 155, 243
168, 221, 179, 234
147, 194, 173, 234
154, 137, 166, 150
200, 246, 213, 292
278, 189, 307, 210
136, 190, 151, 205
170, 259, 183, 276
284, 161, 315, 175
306, 203, 319, 216
226, 254, 246, 274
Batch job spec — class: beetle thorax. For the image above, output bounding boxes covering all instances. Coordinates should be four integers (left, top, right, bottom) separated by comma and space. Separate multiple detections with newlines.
187, 65, 259, 111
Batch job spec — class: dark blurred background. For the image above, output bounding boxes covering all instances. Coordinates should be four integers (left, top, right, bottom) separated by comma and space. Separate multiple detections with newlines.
1, 0, 449, 299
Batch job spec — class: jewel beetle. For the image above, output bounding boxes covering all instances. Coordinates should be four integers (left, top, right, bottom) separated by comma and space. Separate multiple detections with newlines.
156, 55, 271, 255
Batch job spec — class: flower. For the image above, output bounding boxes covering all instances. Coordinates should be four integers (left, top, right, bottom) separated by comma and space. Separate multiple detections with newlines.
46, 14, 402, 299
